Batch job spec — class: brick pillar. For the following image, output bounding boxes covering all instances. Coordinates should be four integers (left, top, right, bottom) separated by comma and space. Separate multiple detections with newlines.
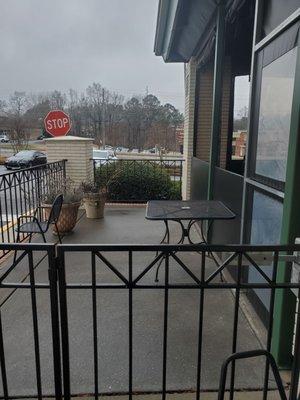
194, 58, 231, 168
45, 136, 94, 187
182, 59, 197, 200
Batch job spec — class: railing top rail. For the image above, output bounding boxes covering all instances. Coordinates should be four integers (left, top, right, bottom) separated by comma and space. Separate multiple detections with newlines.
92, 158, 185, 162
2, 242, 300, 253
56, 243, 300, 252
0, 243, 55, 251
0, 159, 67, 178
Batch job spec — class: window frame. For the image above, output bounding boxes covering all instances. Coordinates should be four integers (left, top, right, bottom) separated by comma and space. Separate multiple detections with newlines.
240, 1, 300, 244
248, 24, 299, 191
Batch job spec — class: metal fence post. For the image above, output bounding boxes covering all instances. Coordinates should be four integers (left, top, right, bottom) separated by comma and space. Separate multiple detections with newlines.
48, 247, 63, 400
62, 160, 67, 181
57, 246, 71, 400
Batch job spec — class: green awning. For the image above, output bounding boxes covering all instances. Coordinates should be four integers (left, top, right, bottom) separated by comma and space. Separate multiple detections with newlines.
154, 0, 248, 63
154, 0, 217, 63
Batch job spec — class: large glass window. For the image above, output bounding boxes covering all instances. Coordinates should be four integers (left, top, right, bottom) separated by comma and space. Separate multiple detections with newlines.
255, 47, 298, 183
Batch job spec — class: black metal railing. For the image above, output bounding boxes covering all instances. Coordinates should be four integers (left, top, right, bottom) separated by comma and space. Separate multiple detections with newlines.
0, 242, 300, 399
93, 158, 184, 202
0, 161, 66, 259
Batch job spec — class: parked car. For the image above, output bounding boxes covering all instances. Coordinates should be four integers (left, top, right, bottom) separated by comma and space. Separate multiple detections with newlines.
92, 149, 117, 165
0, 134, 9, 143
5, 150, 47, 170
131, 149, 139, 153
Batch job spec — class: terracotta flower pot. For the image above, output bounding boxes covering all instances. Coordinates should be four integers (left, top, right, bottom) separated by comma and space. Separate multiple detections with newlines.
83, 192, 106, 219
42, 202, 81, 235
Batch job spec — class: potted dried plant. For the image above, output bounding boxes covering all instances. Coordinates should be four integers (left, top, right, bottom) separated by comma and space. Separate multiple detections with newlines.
81, 182, 107, 219
42, 178, 83, 234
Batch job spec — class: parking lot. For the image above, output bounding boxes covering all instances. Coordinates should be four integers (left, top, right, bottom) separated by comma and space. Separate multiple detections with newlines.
0, 165, 7, 175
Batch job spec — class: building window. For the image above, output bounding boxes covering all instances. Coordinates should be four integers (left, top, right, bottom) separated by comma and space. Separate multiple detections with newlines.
255, 47, 298, 184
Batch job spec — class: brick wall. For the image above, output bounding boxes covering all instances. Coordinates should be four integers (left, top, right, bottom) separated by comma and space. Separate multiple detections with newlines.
195, 58, 232, 169
182, 59, 197, 200
45, 136, 94, 187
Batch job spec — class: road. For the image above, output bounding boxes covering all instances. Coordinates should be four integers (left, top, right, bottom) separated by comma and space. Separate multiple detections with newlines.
0, 164, 37, 227
0, 165, 7, 175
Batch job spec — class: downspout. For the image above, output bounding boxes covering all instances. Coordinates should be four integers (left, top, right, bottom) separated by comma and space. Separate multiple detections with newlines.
207, 0, 226, 200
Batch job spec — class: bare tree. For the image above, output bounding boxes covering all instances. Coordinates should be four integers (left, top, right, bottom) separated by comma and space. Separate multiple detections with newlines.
5, 91, 30, 152
0, 85, 184, 152
49, 90, 67, 110
86, 83, 110, 147
105, 92, 124, 145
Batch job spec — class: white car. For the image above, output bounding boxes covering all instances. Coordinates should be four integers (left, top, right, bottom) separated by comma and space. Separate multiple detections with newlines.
92, 149, 117, 165
0, 134, 9, 143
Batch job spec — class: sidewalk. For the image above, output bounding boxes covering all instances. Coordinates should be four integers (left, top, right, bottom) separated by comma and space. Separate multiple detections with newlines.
0, 206, 283, 397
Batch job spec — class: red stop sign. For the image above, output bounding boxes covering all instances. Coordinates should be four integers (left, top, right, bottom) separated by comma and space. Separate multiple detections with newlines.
44, 110, 71, 137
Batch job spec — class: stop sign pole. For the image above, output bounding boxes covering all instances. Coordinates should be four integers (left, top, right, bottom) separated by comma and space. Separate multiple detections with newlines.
44, 110, 71, 137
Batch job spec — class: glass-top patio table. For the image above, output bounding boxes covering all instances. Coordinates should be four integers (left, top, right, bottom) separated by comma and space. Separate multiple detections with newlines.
146, 200, 236, 281
146, 200, 235, 244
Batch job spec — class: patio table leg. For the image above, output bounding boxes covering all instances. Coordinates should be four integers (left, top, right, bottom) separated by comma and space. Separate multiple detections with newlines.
155, 220, 170, 282
188, 220, 223, 280
187, 220, 206, 245
155, 220, 186, 282
156, 220, 170, 257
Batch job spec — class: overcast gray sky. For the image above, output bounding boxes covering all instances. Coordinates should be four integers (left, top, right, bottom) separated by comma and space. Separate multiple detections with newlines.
0, 0, 185, 110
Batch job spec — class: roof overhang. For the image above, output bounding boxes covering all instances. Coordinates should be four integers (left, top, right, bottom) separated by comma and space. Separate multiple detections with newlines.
154, 0, 218, 63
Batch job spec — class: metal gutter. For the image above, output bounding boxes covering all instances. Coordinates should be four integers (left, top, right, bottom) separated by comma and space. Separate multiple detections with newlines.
154, 0, 173, 56
154, 0, 182, 61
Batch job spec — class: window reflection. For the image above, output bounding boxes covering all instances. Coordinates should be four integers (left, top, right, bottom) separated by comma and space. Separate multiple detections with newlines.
250, 191, 282, 245
249, 191, 283, 309
255, 47, 297, 183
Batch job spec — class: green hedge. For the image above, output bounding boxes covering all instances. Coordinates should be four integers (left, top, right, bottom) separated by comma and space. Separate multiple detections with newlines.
95, 161, 181, 202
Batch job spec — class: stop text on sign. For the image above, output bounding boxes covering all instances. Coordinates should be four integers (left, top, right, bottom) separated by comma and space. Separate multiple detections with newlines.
46, 117, 68, 130
44, 110, 71, 137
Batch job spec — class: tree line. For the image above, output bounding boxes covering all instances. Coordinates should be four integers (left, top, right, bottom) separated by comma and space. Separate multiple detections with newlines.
0, 83, 184, 152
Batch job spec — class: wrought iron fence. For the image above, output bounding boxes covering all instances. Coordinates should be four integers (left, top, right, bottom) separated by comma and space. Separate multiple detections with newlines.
1, 242, 299, 399
93, 158, 184, 202
0, 161, 66, 259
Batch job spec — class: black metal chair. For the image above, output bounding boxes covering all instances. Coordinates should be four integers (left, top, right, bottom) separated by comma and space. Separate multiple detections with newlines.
15, 194, 64, 245
218, 349, 287, 400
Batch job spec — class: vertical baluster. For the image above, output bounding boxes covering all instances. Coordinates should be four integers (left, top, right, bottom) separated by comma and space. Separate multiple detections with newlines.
129, 251, 133, 400
196, 251, 206, 400
162, 252, 169, 400
263, 251, 279, 400
92, 251, 99, 400
229, 252, 242, 400
0, 310, 8, 400
57, 249, 71, 400
3, 178, 11, 243
48, 249, 63, 400
28, 250, 42, 400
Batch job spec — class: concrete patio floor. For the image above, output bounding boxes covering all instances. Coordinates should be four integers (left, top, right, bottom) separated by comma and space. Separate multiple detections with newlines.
0, 205, 281, 398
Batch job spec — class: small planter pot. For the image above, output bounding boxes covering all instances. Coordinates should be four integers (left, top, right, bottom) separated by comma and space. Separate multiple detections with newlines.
83, 192, 106, 219
42, 202, 81, 235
